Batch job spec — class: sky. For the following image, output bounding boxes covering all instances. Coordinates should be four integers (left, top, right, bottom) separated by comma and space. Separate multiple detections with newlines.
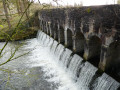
34, 0, 117, 6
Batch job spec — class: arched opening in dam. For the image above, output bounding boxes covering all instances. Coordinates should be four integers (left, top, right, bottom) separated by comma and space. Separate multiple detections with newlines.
66, 29, 73, 49
58, 26, 65, 44
43, 21, 47, 33
84, 36, 102, 67
74, 30, 85, 56
105, 41, 120, 81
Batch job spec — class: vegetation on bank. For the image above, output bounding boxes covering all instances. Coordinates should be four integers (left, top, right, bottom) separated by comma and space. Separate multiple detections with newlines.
1, 2, 32, 41
0, 15, 38, 41
0, 0, 57, 42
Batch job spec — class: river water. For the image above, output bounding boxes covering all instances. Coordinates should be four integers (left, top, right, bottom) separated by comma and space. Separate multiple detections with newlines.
0, 30, 119, 90
0, 38, 78, 90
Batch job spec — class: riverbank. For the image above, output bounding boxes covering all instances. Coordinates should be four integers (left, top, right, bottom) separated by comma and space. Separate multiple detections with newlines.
0, 27, 38, 42
0, 13, 39, 42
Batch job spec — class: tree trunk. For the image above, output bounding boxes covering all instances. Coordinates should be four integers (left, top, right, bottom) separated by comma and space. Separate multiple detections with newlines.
2, 0, 11, 29
18, 0, 24, 14
16, 0, 20, 15
23, 0, 29, 19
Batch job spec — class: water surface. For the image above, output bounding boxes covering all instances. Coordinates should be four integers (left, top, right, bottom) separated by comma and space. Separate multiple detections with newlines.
0, 38, 78, 90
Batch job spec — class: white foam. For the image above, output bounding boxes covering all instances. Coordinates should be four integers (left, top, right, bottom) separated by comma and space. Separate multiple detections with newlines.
23, 38, 79, 90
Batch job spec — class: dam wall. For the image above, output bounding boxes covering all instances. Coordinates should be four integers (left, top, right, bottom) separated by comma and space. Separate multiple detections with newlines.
37, 30, 120, 89
36, 5, 120, 82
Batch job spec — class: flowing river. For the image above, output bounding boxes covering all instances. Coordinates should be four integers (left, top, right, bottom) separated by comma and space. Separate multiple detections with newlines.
0, 30, 119, 90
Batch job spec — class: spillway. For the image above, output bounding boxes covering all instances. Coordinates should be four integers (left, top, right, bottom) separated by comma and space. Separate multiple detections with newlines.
0, 30, 119, 90
37, 30, 120, 90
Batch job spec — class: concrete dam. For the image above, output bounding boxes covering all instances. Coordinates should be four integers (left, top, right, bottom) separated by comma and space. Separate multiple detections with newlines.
36, 4, 120, 89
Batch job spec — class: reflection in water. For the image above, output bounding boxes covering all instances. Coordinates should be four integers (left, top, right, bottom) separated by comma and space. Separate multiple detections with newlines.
0, 38, 78, 90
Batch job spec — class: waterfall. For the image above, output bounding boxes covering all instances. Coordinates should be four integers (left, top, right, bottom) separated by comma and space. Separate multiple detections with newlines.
59, 48, 72, 67
54, 44, 65, 60
37, 30, 120, 90
92, 73, 120, 90
76, 62, 98, 90
50, 40, 59, 54
68, 54, 83, 81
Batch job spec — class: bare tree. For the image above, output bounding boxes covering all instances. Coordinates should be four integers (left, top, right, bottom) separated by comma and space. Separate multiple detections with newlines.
18, 0, 24, 14
22, 0, 29, 19
16, 0, 21, 15
2, 0, 11, 29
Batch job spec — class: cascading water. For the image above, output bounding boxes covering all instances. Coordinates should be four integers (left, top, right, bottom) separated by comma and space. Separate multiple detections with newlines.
76, 62, 98, 90
37, 30, 120, 90
50, 40, 59, 54
92, 73, 120, 90
59, 48, 72, 67
1, 30, 119, 90
67, 54, 83, 81
54, 44, 65, 60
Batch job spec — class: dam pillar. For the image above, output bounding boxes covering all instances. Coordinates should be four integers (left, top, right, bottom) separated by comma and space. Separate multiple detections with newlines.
46, 22, 50, 35
98, 26, 120, 73
53, 24, 58, 40
42, 21, 46, 32
39, 20, 42, 30
65, 29, 73, 49
58, 26, 65, 44
83, 36, 102, 66
47, 22, 51, 35
50, 23, 54, 37
44, 22, 47, 33
73, 30, 85, 55
41, 20, 44, 31
99, 41, 120, 72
